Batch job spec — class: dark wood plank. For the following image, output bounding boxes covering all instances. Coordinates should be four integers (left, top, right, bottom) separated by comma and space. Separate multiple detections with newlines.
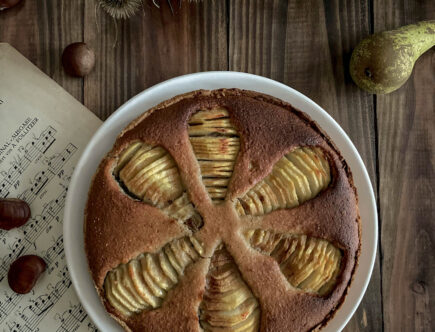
83, 0, 228, 119
4, 1, 432, 330
374, 1, 435, 331
0, 0, 84, 102
229, 1, 382, 331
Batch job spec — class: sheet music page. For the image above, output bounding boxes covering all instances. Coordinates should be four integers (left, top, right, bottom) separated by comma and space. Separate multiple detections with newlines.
0, 44, 102, 332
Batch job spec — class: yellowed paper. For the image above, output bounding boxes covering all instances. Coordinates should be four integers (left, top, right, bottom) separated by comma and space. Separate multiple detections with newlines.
0, 43, 101, 332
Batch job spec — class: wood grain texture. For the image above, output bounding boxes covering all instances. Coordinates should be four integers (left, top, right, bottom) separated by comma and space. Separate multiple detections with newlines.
229, 1, 381, 331
0, 0, 84, 102
1, 0, 434, 331
83, 0, 228, 119
374, 1, 435, 331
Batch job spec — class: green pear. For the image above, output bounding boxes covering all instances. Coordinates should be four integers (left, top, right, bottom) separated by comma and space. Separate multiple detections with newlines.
350, 21, 435, 94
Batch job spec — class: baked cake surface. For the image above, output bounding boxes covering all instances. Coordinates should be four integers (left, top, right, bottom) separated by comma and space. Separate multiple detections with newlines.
84, 89, 361, 332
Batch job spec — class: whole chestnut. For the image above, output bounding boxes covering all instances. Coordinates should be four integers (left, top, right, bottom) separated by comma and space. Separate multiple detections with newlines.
0, 198, 31, 230
62, 42, 95, 77
0, 0, 21, 11
8, 255, 47, 294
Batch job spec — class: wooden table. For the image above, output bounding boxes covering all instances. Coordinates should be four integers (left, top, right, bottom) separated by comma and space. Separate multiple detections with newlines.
1, 1, 433, 331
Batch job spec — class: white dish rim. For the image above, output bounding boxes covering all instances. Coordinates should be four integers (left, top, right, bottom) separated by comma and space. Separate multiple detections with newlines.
64, 71, 378, 332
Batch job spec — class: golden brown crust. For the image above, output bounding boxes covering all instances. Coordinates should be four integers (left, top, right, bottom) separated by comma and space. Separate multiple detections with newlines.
84, 88, 361, 332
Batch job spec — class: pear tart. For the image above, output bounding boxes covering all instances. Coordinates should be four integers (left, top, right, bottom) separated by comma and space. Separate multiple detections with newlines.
85, 89, 361, 332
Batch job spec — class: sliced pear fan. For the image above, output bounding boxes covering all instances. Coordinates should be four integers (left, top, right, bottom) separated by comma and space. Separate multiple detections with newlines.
104, 236, 203, 316
245, 229, 341, 296
115, 142, 202, 229
200, 245, 260, 332
236, 147, 330, 216
188, 108, 240, 204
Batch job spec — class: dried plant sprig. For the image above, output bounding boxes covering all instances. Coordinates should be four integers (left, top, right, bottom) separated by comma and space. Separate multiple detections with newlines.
152, 0, 202, 12
98, 0, 142, 19
98, 0, 201, 20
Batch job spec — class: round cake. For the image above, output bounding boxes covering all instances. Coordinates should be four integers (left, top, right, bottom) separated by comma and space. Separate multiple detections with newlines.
84, 89, 361, 332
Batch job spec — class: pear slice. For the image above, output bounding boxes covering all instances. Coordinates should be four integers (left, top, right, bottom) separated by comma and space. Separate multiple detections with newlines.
120, 146, 166, 183
138, 259, 166, 299
264, 178, 286, 207
248, 186, 270, 214
115, 142, 143, 175
237, 195, 257, 215
203, 178, 230, 187
120, 263, 149, 308
189, 108, 232, 123
199, 160, 235, 178
202, 307, 260, 332
190, 236, 205, 256
115, 143, 202, 227
207, 187, 228, 200
104, 237, 203, 316
169, 240, 194, 268
190, 137, 239, 161
128, 259, 161, 307
245, 230, 341, 296
257, 182, 279, 213
125, 155, 176, 198
286, 149, 321, 194
301, 147, 328, 187
202, 298, 258, 327
279, 157, 312, 202
106, 272, 138, 313
242, 192, 261, 216
199, 245, 260, 332
155, 250, 177, 285
112, 269, 142, 311
161, 193, 203, 230
144, 254, 173, 291
105, 282, 132, 316
188, 108, 240, 203
272, 168, 299, 207
235, 200, 245, 216
188, 113, 238, 136
235, 147, 330, 216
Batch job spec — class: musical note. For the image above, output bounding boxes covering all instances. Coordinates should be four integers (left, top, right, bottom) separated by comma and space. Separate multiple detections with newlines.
5, 321, 35, 332
0, 168, 79, 327
18, 171, 49, 204
0, 238, 25, 282
5, 264, 74, 330
45, 143, 77, 174
17, 294, 55, 329
42, 236, 64, 265
0, 178, 10, 197
18, 143, 77, 203
0, 189, 68, 283
55, 304, 88, 332
87, 322, 99, 332
0, 291, 20, 323
0, 121, 96, 331
0, 126, 57, 198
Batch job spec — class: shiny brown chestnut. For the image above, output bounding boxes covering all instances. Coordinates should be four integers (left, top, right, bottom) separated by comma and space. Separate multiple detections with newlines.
0, 198, 31, 230
62, 42, 95, 77
8, 255, 47, 294
0, 0, 21, 10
